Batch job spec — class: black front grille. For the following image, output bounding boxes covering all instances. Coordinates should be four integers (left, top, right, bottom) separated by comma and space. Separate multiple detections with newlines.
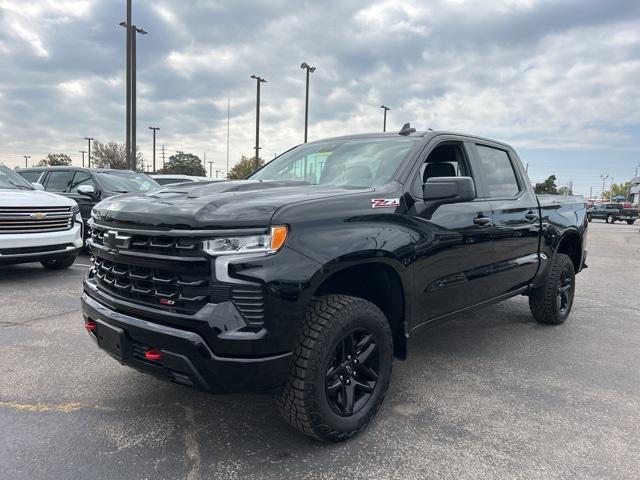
91, 225, 202, 257
0, 243, 72, 255
92, 254, 210, 314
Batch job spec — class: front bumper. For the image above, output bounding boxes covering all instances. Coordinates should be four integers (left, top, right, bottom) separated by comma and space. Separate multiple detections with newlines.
0, 222, 83, 265
81, 292, 292, 392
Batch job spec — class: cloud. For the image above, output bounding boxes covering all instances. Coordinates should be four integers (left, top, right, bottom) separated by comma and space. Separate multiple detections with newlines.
0, 0, 638, 194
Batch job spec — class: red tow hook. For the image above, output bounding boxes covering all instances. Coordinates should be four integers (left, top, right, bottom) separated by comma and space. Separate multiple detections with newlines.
84, 320, 97, 332
145, 349, 163, 362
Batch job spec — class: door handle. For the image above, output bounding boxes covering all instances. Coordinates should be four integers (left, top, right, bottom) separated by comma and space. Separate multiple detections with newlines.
473, 216, 493, 226
525, 212, 539, 222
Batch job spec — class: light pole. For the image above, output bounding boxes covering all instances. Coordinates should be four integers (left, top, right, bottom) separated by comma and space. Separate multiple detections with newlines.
300, 63, 316, 143
250, 74, 266, 161
209, 161, 214, 178
380, 105, 391, 132
149, 127, 159, 173
600, 174, 609, 201
23, 155, 30, 168
610, 177, 615, 202
636, 162, 639, 177
79, 150, 86, 168
120, 1, 147, 171
84, 137, 94, 168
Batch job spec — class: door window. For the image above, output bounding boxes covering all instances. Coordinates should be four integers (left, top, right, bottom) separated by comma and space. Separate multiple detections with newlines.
475, 145, 520, 198
412, 142, 471, 196
44, 170, 75, 192
69, 171, 94, 193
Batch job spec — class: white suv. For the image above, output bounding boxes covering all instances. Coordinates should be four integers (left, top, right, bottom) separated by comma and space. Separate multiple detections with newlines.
0, 164, 83, 269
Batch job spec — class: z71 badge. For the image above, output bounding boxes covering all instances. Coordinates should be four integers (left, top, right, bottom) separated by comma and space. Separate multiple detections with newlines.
371, 198, 400, 209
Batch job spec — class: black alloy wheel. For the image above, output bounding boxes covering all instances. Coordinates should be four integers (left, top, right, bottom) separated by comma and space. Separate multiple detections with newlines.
325, 328, 380, 417
556, 268, 573, 315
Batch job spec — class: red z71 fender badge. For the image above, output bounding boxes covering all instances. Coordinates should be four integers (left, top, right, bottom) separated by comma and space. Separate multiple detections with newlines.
371, 198, 400, 209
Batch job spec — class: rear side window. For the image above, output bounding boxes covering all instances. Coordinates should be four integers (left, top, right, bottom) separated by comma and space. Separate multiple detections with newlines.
19, 171, 42, 183
45, 170, 75, 192
475, 145, 520, 197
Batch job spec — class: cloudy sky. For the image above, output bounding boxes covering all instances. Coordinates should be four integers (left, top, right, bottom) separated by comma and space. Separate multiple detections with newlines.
0, 0, 639, 195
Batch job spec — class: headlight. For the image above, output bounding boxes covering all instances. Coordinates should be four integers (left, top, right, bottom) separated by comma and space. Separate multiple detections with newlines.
203, 226, 288, 256
71, 204, 80, 214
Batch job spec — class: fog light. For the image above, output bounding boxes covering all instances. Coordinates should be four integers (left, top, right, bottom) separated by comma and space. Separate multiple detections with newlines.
84, 320, 97, 332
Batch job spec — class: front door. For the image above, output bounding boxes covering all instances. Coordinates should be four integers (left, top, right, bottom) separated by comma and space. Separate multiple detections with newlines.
406, 139, 495, 326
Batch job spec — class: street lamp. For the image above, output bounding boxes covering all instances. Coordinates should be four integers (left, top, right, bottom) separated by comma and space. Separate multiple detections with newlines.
208, 161, 214, 178
300, 62, 316, 143
23, 155, 30, 168
120, 0, 147, 171
380, 105, 391, 132
149, 127, 159, 173
600, 174, 609, 201
84, 137, 94, 168
250, 74, 266, 161
78, 150, 86, 168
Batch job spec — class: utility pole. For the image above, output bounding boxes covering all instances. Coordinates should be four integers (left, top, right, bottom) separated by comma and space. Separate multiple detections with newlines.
380, 105, 390, 132
23, 155, 30, 168
149, 127, 159, 173
208, 161, 214, 178
610, 177, 614, 202
161, 145, 166, 168
300, 63, 316, 143
250, 75, 266, 161
636, 162, 640, 177
79, 151, 86, 168
226, 99, 230, 179
120, 0, 147, 171
84, 137, 94, 168
589, 186, 593, 200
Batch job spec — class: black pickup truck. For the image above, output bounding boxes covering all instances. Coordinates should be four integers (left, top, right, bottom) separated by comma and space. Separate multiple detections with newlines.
586, 203, 639, 224
81, 128, 588, 442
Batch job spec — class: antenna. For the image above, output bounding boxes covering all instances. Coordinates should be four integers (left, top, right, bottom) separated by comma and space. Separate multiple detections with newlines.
398, 123, 416, 136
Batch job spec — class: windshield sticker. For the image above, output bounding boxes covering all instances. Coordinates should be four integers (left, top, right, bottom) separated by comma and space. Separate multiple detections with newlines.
371, 198, 400, 209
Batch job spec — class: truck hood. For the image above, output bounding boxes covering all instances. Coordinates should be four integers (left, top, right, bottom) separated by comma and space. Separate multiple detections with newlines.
93, 180, 369, 229
0, 189, 77, 208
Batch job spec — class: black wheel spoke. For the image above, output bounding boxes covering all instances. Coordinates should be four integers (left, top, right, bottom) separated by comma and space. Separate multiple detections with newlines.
327, 378, 341, 395
342, 383, 355, 415
356, 364, 378, 380
356, 343, 377, 365
353, 379, 374, 393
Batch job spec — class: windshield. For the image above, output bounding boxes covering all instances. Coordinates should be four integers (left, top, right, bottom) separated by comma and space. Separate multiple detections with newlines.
0, 165, 34, 190
250, 137, 420, 187
95, 171, 159, 193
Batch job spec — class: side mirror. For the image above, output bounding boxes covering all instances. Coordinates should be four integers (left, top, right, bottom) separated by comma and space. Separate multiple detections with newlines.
423, 176, 475, 203
77, 184, 96, 197
31, 182, 44, 191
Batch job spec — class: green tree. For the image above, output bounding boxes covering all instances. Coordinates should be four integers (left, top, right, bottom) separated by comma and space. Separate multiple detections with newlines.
557, 186, 573, 195
228, 156, 264, 180
91, 141, 143, 170
603, 182, 630, 201
38, 153, 72, 166
158, 151, 206, 176
534, 175, 558, 194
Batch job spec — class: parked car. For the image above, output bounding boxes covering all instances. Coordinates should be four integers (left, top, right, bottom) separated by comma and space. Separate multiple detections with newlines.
17, 167, 159, 239
587, 203, 639, 224
150, 174, 212, 186
0, 164, 83, 269
81, 128, 587, 442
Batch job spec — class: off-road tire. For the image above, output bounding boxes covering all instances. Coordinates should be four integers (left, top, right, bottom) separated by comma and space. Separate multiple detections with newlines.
529, 253, 575, 325
627, 220, 635, 225
606, 214, 614, 223
41, 255, 77, 270
587, 214, 592, 222
278, 295, 393, 442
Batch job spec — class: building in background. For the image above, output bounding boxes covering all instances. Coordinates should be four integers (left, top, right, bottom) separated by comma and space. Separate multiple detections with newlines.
630, 177, 640, 206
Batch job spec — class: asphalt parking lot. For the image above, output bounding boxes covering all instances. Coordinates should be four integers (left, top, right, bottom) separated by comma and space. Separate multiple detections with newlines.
1, 221, 639, 480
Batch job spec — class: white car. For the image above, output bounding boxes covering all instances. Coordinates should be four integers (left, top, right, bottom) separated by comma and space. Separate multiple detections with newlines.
150, 174, 213, 186
0, 164, 83, 269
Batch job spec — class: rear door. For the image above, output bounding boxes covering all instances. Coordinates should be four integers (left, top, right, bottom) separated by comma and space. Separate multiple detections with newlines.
406, 136, 495, 324
471, 142, 540, 295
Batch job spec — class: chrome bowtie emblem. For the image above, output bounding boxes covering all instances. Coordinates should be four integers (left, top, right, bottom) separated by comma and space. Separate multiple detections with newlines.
30, 212, 46, 220
103, 230, 132, 250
